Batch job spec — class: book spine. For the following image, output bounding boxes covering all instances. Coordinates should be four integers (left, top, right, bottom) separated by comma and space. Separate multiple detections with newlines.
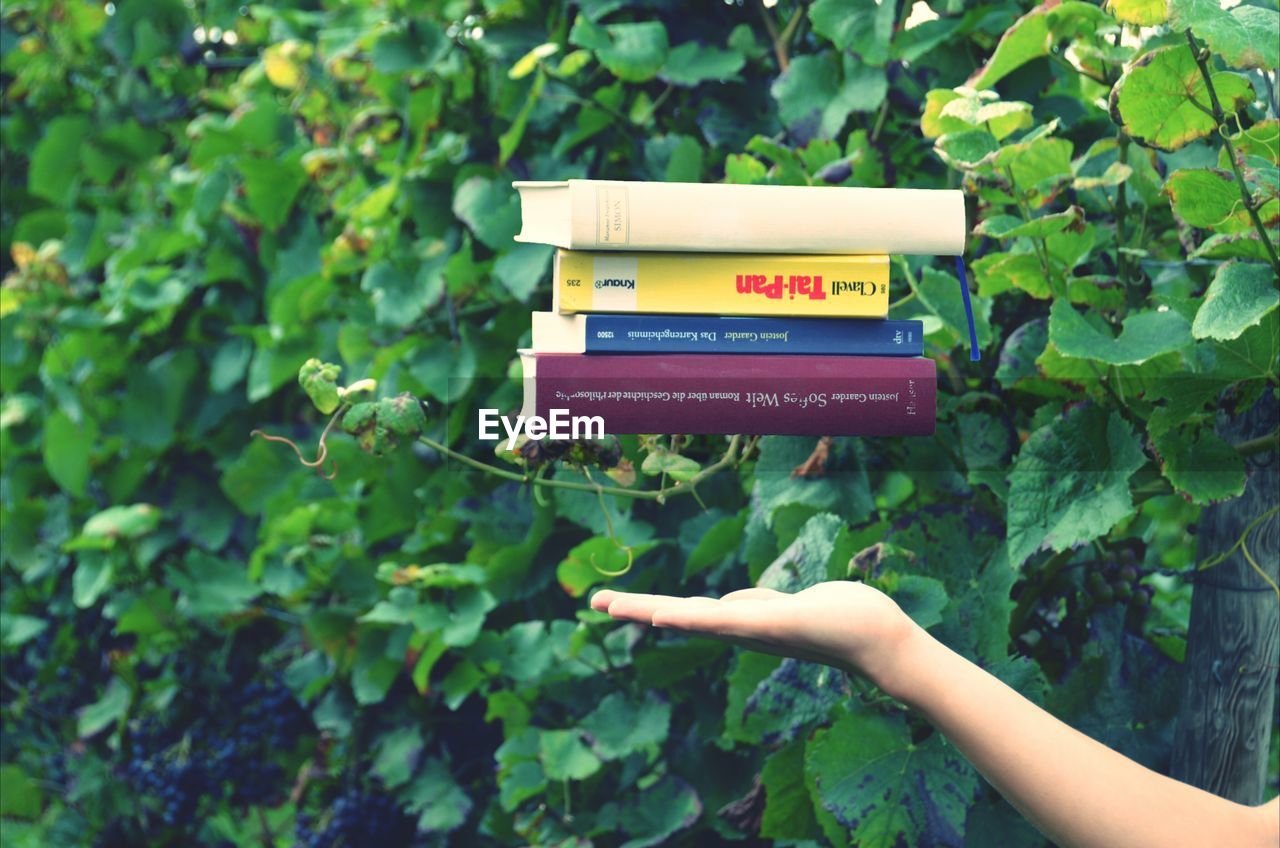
530, 354, 936, 437
559, 181, 967, 255
581, 315, 924, 356
555, 251, 889, 318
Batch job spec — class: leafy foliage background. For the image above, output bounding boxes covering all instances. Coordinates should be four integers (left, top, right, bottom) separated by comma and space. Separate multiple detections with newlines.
1, 0, 1278, 846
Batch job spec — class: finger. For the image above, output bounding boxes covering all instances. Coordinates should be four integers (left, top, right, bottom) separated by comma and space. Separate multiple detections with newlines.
589, 589, 620, 611
650, 598, 777, 640
607, 594, 717, 623
719, 587, 789, 602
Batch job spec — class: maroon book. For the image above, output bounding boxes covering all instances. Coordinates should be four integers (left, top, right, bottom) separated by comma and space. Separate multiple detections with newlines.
520, 353, 935, 436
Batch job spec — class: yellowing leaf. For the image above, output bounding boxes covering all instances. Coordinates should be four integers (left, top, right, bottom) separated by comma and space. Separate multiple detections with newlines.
264, 41, 310, 89
508, 42, 559, 80
1109, 45, 1253, 152
1106, 0, 1168, 26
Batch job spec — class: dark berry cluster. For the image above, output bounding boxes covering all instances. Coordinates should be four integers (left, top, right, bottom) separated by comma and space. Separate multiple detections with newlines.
294, 785, 418, 847
1013, 543, 1154, 676
122, 677, 308, 832
517, 435, 623, 470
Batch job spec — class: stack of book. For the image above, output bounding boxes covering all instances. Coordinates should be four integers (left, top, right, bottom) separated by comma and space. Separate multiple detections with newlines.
511, 179, 969, 437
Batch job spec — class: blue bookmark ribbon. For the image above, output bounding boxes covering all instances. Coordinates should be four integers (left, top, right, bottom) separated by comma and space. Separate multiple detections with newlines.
955, 255, 981, 362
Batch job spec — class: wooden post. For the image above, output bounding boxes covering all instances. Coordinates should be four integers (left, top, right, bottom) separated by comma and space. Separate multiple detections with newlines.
1170, 397, 1279, 804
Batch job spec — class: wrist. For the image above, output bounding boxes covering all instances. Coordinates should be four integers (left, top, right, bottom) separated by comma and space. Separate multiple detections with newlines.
863, 621, 942, 705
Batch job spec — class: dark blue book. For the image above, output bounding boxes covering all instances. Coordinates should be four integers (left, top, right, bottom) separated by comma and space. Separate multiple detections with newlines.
531, 312, 923, 356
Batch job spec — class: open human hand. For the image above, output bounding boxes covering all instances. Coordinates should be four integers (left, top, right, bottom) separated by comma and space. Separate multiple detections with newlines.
590, 581, 920, 692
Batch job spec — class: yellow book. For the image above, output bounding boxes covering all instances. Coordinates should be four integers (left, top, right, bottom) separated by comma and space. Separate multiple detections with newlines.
552, 250, 890, 318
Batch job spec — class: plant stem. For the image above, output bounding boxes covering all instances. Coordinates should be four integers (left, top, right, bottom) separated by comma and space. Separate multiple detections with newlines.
1115, 134, 1131, 286
1184, 29, 1280, 276
1234, 428, 1279, 457
888, 290, 916, 311
757, 0, 795, 72
416, 433, 743, 502
1002, 166, 1060, 297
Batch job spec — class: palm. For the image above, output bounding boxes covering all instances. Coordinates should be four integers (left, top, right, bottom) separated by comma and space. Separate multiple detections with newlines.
590, 580, 914, 679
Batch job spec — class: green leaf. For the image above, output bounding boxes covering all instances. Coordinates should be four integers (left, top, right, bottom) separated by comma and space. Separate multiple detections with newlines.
1206, 312, 1280, 382
371, 20, 446, 73
921, 90, 966, 139
891, 575, 950, 630
29, 116, 91, 206
0, 614, 48, 648
220, 436, 297, 515
996, 319, 1050, 389
684, 513, 745, 579
72, 553, 114, 608
772, 53, 840, 133
1220, 118, 1279, 169
403, 758, 472, 834
1007, 406, 1146, 567
1191, 261, 1280, 341
732, 655, 848, 746
452, 176, 521, 251
1048, 611, 1182, 768
935, 129, 1000, 170
539, 729, 601, 781
493, 242, 553, 302
557, 537, 656, 595
725, 153, 768, 184
77, 677, 131, 737
757, 512, 844, 593
0, 764, 43, 820
569, 18, 669, 83
43, 408, 93, 497
371, 725, 424, 789
1192, 231, 1280, 261
806, 710, 977, 847
917, 267, 993, 349
808, 0, 896, 66
660, 42, 744, 86
968, 1, 1105, 90
1048, 301, 1192, 365
580, 691, 671, 759
1165, 168, 1253, 231
997, 136, 1075, 200
352, 628, 403, 706
938, 545, 1021, 664
1109, 45, 1254, 152
238, 152, 308, 231
973, 252, 1050, 299
1170, 0, 1280, 70
1106, 0, 1168, 25
499, 70, 545, 166
597, 776, 702, 848
298, 358, 342, 414
749, 439, 873, 534
938, 95, 1034, 141
1073, 161, 1134, 191
81, 503, 160, 540
967, 4, 1054, 90
361, 258, 443, 327
1151, 426, 1246, 505
173, 552, 260, 618
760, 738, 822, 840
975, 206, 1084, 239
640, 450, 700, 481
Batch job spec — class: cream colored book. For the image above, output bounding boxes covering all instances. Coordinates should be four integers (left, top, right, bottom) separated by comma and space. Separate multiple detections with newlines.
513, 179, 966, 255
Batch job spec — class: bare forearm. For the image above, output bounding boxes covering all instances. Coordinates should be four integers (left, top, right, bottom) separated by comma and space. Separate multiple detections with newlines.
875, 629, 1277, 848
